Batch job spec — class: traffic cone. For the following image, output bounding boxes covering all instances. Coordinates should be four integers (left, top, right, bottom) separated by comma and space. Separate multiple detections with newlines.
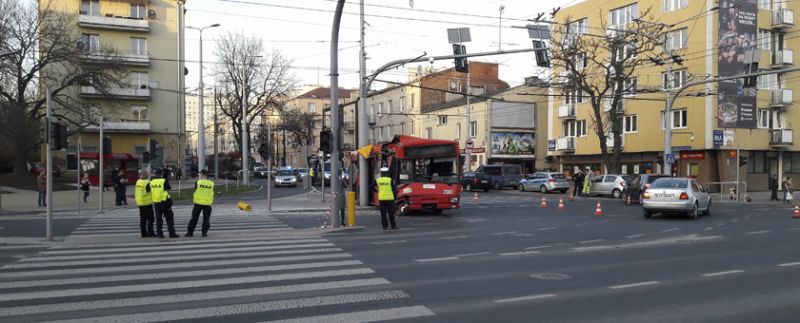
540, 196, 548, 208
473, 192, 479, 204
793, 205, 800, 218
594, 201, 604, 216
557, 199, 565, 211
625, 195, 632, 206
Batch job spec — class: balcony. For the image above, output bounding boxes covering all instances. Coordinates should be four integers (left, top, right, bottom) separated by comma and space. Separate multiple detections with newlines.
81, 51, 150, 67
770, 89, 793, 108
558, 103, 576, 119
556, 137, 575, 152
80, 86, 150, 100
605, 134, 625, 151
79, 14, 149, 32
770, 129, 793, 147
771, 49, 794, 67
84, 120, 150, 133
603, 99, 625, 114
772, 9, 795, 29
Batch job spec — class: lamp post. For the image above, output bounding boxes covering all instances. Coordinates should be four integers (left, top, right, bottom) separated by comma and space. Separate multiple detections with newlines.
186, 23, 220, 173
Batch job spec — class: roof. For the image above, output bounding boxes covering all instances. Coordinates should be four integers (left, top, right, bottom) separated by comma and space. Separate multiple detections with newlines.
389, 135, 457, 147
297, 87, 356, 99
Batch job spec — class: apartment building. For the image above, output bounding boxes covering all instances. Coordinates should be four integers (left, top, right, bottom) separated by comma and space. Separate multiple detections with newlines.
184, 95, 215, 157
550, 0, 799, 190
420, 77, 553, 173
43, 0, 186, 169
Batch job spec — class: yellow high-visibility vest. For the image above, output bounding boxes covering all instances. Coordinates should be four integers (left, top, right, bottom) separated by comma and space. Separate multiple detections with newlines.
376, 177, 394, 201
134, 179, 152, 206
193, 179, 215, 206
150, 178, 169, 203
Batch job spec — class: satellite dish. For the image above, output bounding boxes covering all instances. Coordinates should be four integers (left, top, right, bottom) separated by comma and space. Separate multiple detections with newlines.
148, 9, 156, 19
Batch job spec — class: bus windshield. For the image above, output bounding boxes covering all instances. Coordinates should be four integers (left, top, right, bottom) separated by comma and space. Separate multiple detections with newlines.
397, 157, 459, 185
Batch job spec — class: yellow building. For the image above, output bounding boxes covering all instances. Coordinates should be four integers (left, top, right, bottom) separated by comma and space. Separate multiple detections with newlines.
42, 0, 186, 170
550, 0, 798, 190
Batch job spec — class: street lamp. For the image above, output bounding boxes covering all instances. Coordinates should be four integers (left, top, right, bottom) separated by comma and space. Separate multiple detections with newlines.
186, 23, 220, 173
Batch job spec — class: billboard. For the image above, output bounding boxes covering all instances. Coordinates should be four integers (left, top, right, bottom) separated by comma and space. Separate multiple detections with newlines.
717, 0, 757, 128
490, 132, 534, 158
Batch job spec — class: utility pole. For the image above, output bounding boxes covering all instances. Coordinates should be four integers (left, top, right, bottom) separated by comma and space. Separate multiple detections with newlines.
498, 6, 505, 51
241, 66, 250, 186
663, 28, 674, 175
45, 88, 53, 241
329, 0, 345, 227
77, 136, 81, 215
267, 122, 272, 211
213, 88, 219, 180
188, 23, 220, 173
98, 116, 104, 214
465, 72, 471, 172
357, 0, 369, 206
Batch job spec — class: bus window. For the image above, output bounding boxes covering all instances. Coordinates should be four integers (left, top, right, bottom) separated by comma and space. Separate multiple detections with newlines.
430, 157, 458, 184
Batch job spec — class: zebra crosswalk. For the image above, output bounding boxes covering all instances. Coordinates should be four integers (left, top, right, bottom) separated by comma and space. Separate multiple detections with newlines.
0, 214, 434, 322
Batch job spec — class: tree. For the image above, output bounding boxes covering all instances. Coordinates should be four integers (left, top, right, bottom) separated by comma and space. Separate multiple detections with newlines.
0, 0, 126, 175
549, 9, 667, 173
278, 110, 317, 166
213, 32, 297, 154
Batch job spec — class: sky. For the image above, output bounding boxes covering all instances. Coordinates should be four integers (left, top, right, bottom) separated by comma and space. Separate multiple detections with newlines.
184, 0, 583, 92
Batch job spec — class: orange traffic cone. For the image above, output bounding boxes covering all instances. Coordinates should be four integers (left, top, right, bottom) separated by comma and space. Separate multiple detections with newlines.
568, 192, 575, 201
793, 205, 800, 218
473, 192, 479, 204
540, 197, 548, 208
594, 201, 604, 216
557, 199, 565, 211
625, 195, 632, 206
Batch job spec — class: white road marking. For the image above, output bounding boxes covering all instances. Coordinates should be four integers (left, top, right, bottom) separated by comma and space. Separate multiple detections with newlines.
42, 238, 327, 255
492, 231, 516, 235
454, 252, 491, 257
572, 245, 614, 251
662, 228, 679, 232
414, 257, 458, 262
777, 261, 800, 267
40, 291, 411, 323
493, 294, 556, 303
704, 227, 714, 231
370, 240, 407, 245
701, 270, 744, 277
260, 305, 435, 323
574, 234, 721, 252
438, 235, 468, 240
0, 268, 375, 302
0, 278, 391, 317
745, 230, 771, 235
788, 228, 800, 231
47, 235, 320, 251
498, 250, 541, 256
608, 281, 660, 289
579, 239, 604, 244
537, 227, 557, 231
525, 245, 552, 250
625, 234, 644, 239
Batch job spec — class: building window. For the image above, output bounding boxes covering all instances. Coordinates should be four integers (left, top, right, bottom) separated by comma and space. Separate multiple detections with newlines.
662, 109, 688, 129
758, 73, 779, 90
758, 29, 772, 50
399, 96, 405, 112
758, 0, 770, 10
410, 121, 415, 134
663, 0, 688, 12
80, 0, 100, 15
130, 4, 146, 19
747, 151, 766, 173
308, 103, 316, 113
622, 78, 637, 95
130, 72, 148, 89
410, 93, 416, 109
81, 34, 100, 53
438, 115, 448, 125
377, 127, 383, 141
378, 103, 384, 117
400, 123, 406, 134
456, 122, 462, 139
130, 38, 147, 55
563, 121, 576, 137
609, 3, 639, 28
577, 120, 587, 137
470, 121, 477, 137
369, 104, 375, 117
624, 115, 638, 133
758, 109, 770, 129
662, 69, 688, 90
387, 100, 393, 113
132, 106, 148, 121
386, 125, 392, 139
665, 28, 688, 51
426, 127, 433, 139
568, 18, 588, 35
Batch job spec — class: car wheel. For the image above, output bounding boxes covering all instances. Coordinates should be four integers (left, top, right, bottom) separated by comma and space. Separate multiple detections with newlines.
465, 184, 473, 192
493, 182, 501, 190
612, 189, 622, 199
540, 185, 549, 194
518, 184, 526, 192
689, 203, 699, 220
703, 200, 712, 216
643, 210, 652, 219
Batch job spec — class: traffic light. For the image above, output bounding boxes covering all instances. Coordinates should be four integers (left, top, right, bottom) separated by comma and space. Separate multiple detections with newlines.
258, 143, 268, 159
102, 136, 112, 154
149, 139, 158, 159
739, 155, 748, 167
452, 44, 469, 73
532, 40, 550, 68
319, 129, 331, 154
51, 122, 68, 150
142, 151, 150, 163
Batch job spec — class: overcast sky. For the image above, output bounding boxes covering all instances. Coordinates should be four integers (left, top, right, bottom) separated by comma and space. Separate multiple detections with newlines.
184, 0, 581, 92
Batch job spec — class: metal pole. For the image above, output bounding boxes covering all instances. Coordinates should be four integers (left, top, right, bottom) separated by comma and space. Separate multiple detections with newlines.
329, 0, 345, 228
242, 65, 250, 186
198, 29, 206, 172
214, 88, 219, 180
465, 71, 471, 172
45, 88, 53, 241
736, 144, 740, 203
357, 0, 369, 206
663, 28, 673, 175
77, 136, 81, 215
267, 122, 272, 211
99, 116, 104, 214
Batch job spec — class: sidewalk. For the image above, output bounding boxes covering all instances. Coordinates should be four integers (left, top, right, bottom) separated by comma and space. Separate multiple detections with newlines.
265, 190, 376, 213
712, 189, 797, 205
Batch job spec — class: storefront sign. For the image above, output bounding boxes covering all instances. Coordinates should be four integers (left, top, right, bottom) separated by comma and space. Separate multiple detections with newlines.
490, 131, 534, 158
717, 0, 757, 129
680, 151, 706, 160
727, 150, 738, 159
460, 147, 486, 154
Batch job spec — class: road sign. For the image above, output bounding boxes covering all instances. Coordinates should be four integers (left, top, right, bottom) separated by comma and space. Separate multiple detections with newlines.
665, 153, 675, 164
466, 139, 474, 149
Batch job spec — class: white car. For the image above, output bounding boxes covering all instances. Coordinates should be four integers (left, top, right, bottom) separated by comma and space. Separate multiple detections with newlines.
642, 177, 711, 219
273, 169, 298, 187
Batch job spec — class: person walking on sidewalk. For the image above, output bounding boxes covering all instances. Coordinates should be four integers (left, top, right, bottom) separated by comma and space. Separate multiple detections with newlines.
119, 170, 128, 205
148, 169, 179, 238
374, 167, 397, 230
770, 175, 780, 201
783, 177, 794, 204
135, 170, 156, 237
36, 171, 47, 207
186, 170, 214, 237
80, 174, 91, 203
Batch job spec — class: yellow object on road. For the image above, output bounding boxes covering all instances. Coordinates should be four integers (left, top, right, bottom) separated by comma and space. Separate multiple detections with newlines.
238, 201, 252, 212
347, 191, 356, 226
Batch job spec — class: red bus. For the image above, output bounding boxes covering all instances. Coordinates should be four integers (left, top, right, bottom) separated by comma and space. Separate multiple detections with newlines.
353, 135, 462, 214
79, 152, 141, 186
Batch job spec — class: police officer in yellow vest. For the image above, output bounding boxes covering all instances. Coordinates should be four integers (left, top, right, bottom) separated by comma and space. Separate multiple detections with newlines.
374, 167, 398, 230
148, 168, 179, 238
135, 169, 156, 237
186, 169, 214, 237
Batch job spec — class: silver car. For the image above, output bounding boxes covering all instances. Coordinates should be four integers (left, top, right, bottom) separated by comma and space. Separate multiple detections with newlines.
642, 177, 711, 219
273, 170, 298, 187
518, 172, 570, 193
588, 174, 631, 199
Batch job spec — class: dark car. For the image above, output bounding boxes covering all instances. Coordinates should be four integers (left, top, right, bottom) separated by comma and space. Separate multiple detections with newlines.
461, 171, 491, 192
477, 164, 522, 190
623, 174, 672, 204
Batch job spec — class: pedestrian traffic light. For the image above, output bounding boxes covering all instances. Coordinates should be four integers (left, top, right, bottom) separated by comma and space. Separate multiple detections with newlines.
142, 151, 150, 163
102, 136, 112, 154
452, 44, 469, 73
149, 139, 158, 159
319, 129, 331, 154
51, 122, 68, 150
258, 143, 268, 159
739, 155, 748, 167
532, 40, 550, 68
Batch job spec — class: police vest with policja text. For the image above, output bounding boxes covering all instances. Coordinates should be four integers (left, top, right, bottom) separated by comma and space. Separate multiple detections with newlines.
193, 179, 215, 206
134, 179, 152, 206
376, 177, 394, 201
149, 178, 169, 203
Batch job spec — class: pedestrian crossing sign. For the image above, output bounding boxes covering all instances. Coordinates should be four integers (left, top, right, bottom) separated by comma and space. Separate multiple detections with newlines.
357, 144, 373, 158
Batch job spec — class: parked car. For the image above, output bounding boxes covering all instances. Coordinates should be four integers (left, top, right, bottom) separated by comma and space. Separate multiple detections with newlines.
461, 171, 491, 192
642, 177, 711, 219
477, 164, 522, 190
254, 167, 270, 178
588, 174, 631, 198
623, 174, 672, 204
273, 169, 298, 187
28, 162, 62, 177
518, 172, 569, 193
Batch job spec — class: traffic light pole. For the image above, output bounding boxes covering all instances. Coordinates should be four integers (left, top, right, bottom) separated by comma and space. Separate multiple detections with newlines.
98, 116, 104, 214
45, 88, 53, 241
77, 136, 81, 215
267, 122, 272, 211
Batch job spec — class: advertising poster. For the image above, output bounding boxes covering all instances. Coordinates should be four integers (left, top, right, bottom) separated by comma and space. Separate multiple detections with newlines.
717, 0, 757, 128
490, 132, 534, 158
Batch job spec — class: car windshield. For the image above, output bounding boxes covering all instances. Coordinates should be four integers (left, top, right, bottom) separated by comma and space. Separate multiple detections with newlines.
276, 170, 293, 176
645, 176, 670, 184
550, 174, 567, 179
651, 178, 688, 188
297, 168, 307, 173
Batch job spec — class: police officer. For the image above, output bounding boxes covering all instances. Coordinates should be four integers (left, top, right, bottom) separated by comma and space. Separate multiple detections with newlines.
135, 169, 155, 237
374, 167, 397, 230
148, 168, 179, 238
186, 170, 214, 237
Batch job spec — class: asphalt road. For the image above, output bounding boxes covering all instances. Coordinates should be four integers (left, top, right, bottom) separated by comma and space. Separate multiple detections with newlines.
2, 189, 800, 322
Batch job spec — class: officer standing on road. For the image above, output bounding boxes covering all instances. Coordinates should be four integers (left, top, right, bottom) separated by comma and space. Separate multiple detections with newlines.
186, 170, 214, 237
135, 169, 155, 237
374, 167, 397, 230
148, 168, 179, 238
